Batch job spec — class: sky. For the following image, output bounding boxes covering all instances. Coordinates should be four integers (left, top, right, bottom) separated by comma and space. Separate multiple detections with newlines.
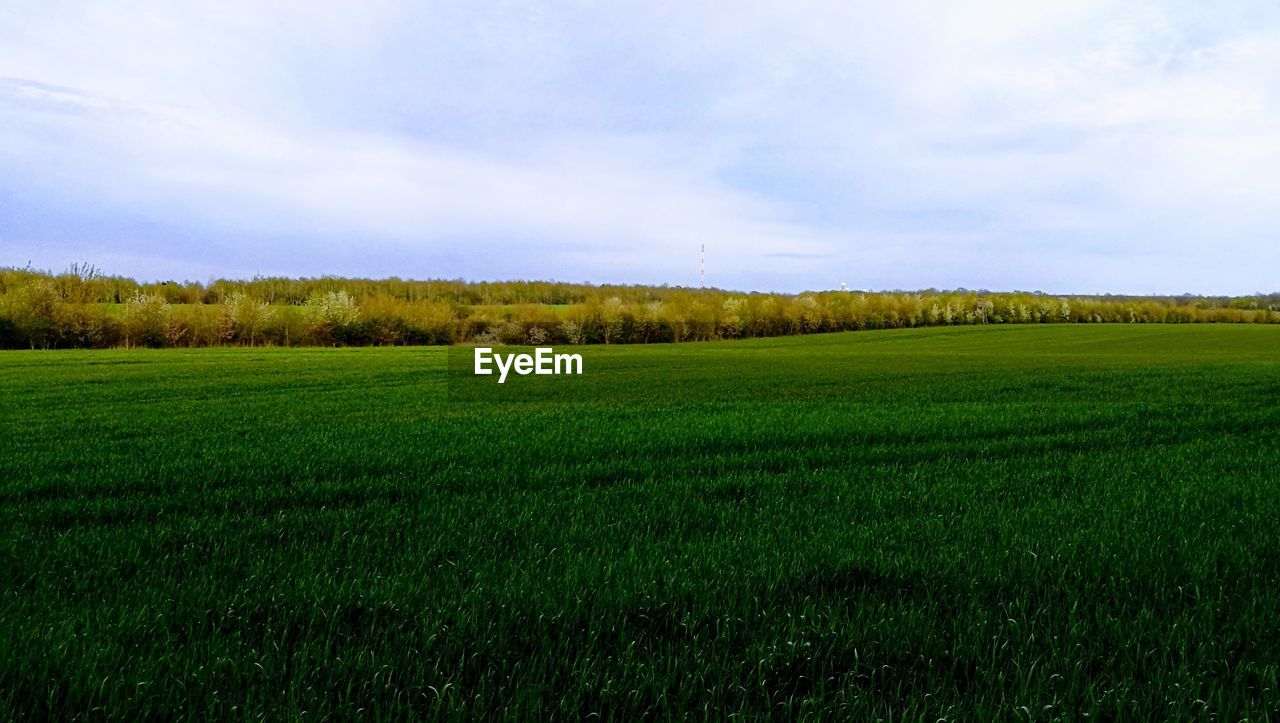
1, 1, 1279, 294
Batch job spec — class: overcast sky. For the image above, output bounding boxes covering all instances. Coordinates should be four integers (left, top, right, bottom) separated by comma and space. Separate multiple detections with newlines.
2, 1, 1278, 293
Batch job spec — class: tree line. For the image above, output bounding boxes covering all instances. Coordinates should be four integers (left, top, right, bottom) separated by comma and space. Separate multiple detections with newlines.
2, 265, 1277, 349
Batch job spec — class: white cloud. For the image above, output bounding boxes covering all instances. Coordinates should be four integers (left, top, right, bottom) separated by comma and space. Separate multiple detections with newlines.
1, 0, 1279, 292
0, 75, 834, 286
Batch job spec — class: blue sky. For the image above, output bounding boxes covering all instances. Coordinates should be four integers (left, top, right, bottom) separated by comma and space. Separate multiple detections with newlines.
2, 1, 1278, 293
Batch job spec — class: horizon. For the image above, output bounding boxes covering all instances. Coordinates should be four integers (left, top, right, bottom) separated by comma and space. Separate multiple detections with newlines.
7, 261, 1279, 299
4, 2, 1280, 294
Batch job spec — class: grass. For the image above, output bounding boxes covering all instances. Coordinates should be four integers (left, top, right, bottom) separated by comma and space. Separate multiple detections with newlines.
2, 324, 1279, 719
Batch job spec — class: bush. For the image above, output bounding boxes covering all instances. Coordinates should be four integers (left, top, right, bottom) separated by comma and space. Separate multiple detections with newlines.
1, 266, 1276, 348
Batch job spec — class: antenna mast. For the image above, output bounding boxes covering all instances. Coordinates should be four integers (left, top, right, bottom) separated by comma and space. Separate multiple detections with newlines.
700, 244, 705, 288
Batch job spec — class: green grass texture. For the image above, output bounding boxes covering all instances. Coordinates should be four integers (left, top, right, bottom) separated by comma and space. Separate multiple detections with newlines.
3, 325, 1279, 719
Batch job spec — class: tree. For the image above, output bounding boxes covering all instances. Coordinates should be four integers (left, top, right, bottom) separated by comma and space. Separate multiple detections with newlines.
600, 297, 624, 344
720, 297, 744, 339
6, 280, 58, 349
224, 291, 273, 345
123, 292, 171, 348
560, 320, 585, 345
305, 290, 360, 345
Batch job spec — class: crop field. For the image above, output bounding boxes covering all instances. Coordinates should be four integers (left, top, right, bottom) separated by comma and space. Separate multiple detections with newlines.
2, 325, 1280, 719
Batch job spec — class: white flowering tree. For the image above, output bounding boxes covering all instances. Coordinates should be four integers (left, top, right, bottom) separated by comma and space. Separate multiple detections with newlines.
224, 291, 273, 345
305, 290, 360, 344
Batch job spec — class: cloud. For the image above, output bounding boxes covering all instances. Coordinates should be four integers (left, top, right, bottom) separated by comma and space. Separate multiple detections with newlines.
1, 1, 1279, 292
0, 74, 835, 288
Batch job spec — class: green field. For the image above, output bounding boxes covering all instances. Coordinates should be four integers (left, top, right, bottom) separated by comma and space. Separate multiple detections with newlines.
3, 325, 1279, 719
